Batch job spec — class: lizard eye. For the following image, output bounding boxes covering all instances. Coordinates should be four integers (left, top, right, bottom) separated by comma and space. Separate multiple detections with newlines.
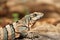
33, 14, 37, 17
16, 21, 19, 23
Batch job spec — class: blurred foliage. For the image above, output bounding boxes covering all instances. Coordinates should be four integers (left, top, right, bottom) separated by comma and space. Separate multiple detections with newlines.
0, 6, 2, 11
0, 18, 2, 23
23, 8, 30, 15
12, 13, 19, 21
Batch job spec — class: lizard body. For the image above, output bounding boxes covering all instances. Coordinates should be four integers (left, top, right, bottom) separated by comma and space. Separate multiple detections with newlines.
14, 12, 44, 32
0, 12, 44, 40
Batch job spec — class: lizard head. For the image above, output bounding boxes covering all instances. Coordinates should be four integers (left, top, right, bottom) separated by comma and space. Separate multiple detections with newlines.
29, 12, 44, 21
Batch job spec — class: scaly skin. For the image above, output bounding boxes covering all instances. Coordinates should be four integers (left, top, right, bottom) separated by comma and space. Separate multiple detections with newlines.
14, 12, 44, 32
13, 12, 44, 38
0, 12, 44, 40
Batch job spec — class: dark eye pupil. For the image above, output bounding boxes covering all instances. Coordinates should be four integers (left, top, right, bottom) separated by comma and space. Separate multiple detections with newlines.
34, 14, 37, 16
